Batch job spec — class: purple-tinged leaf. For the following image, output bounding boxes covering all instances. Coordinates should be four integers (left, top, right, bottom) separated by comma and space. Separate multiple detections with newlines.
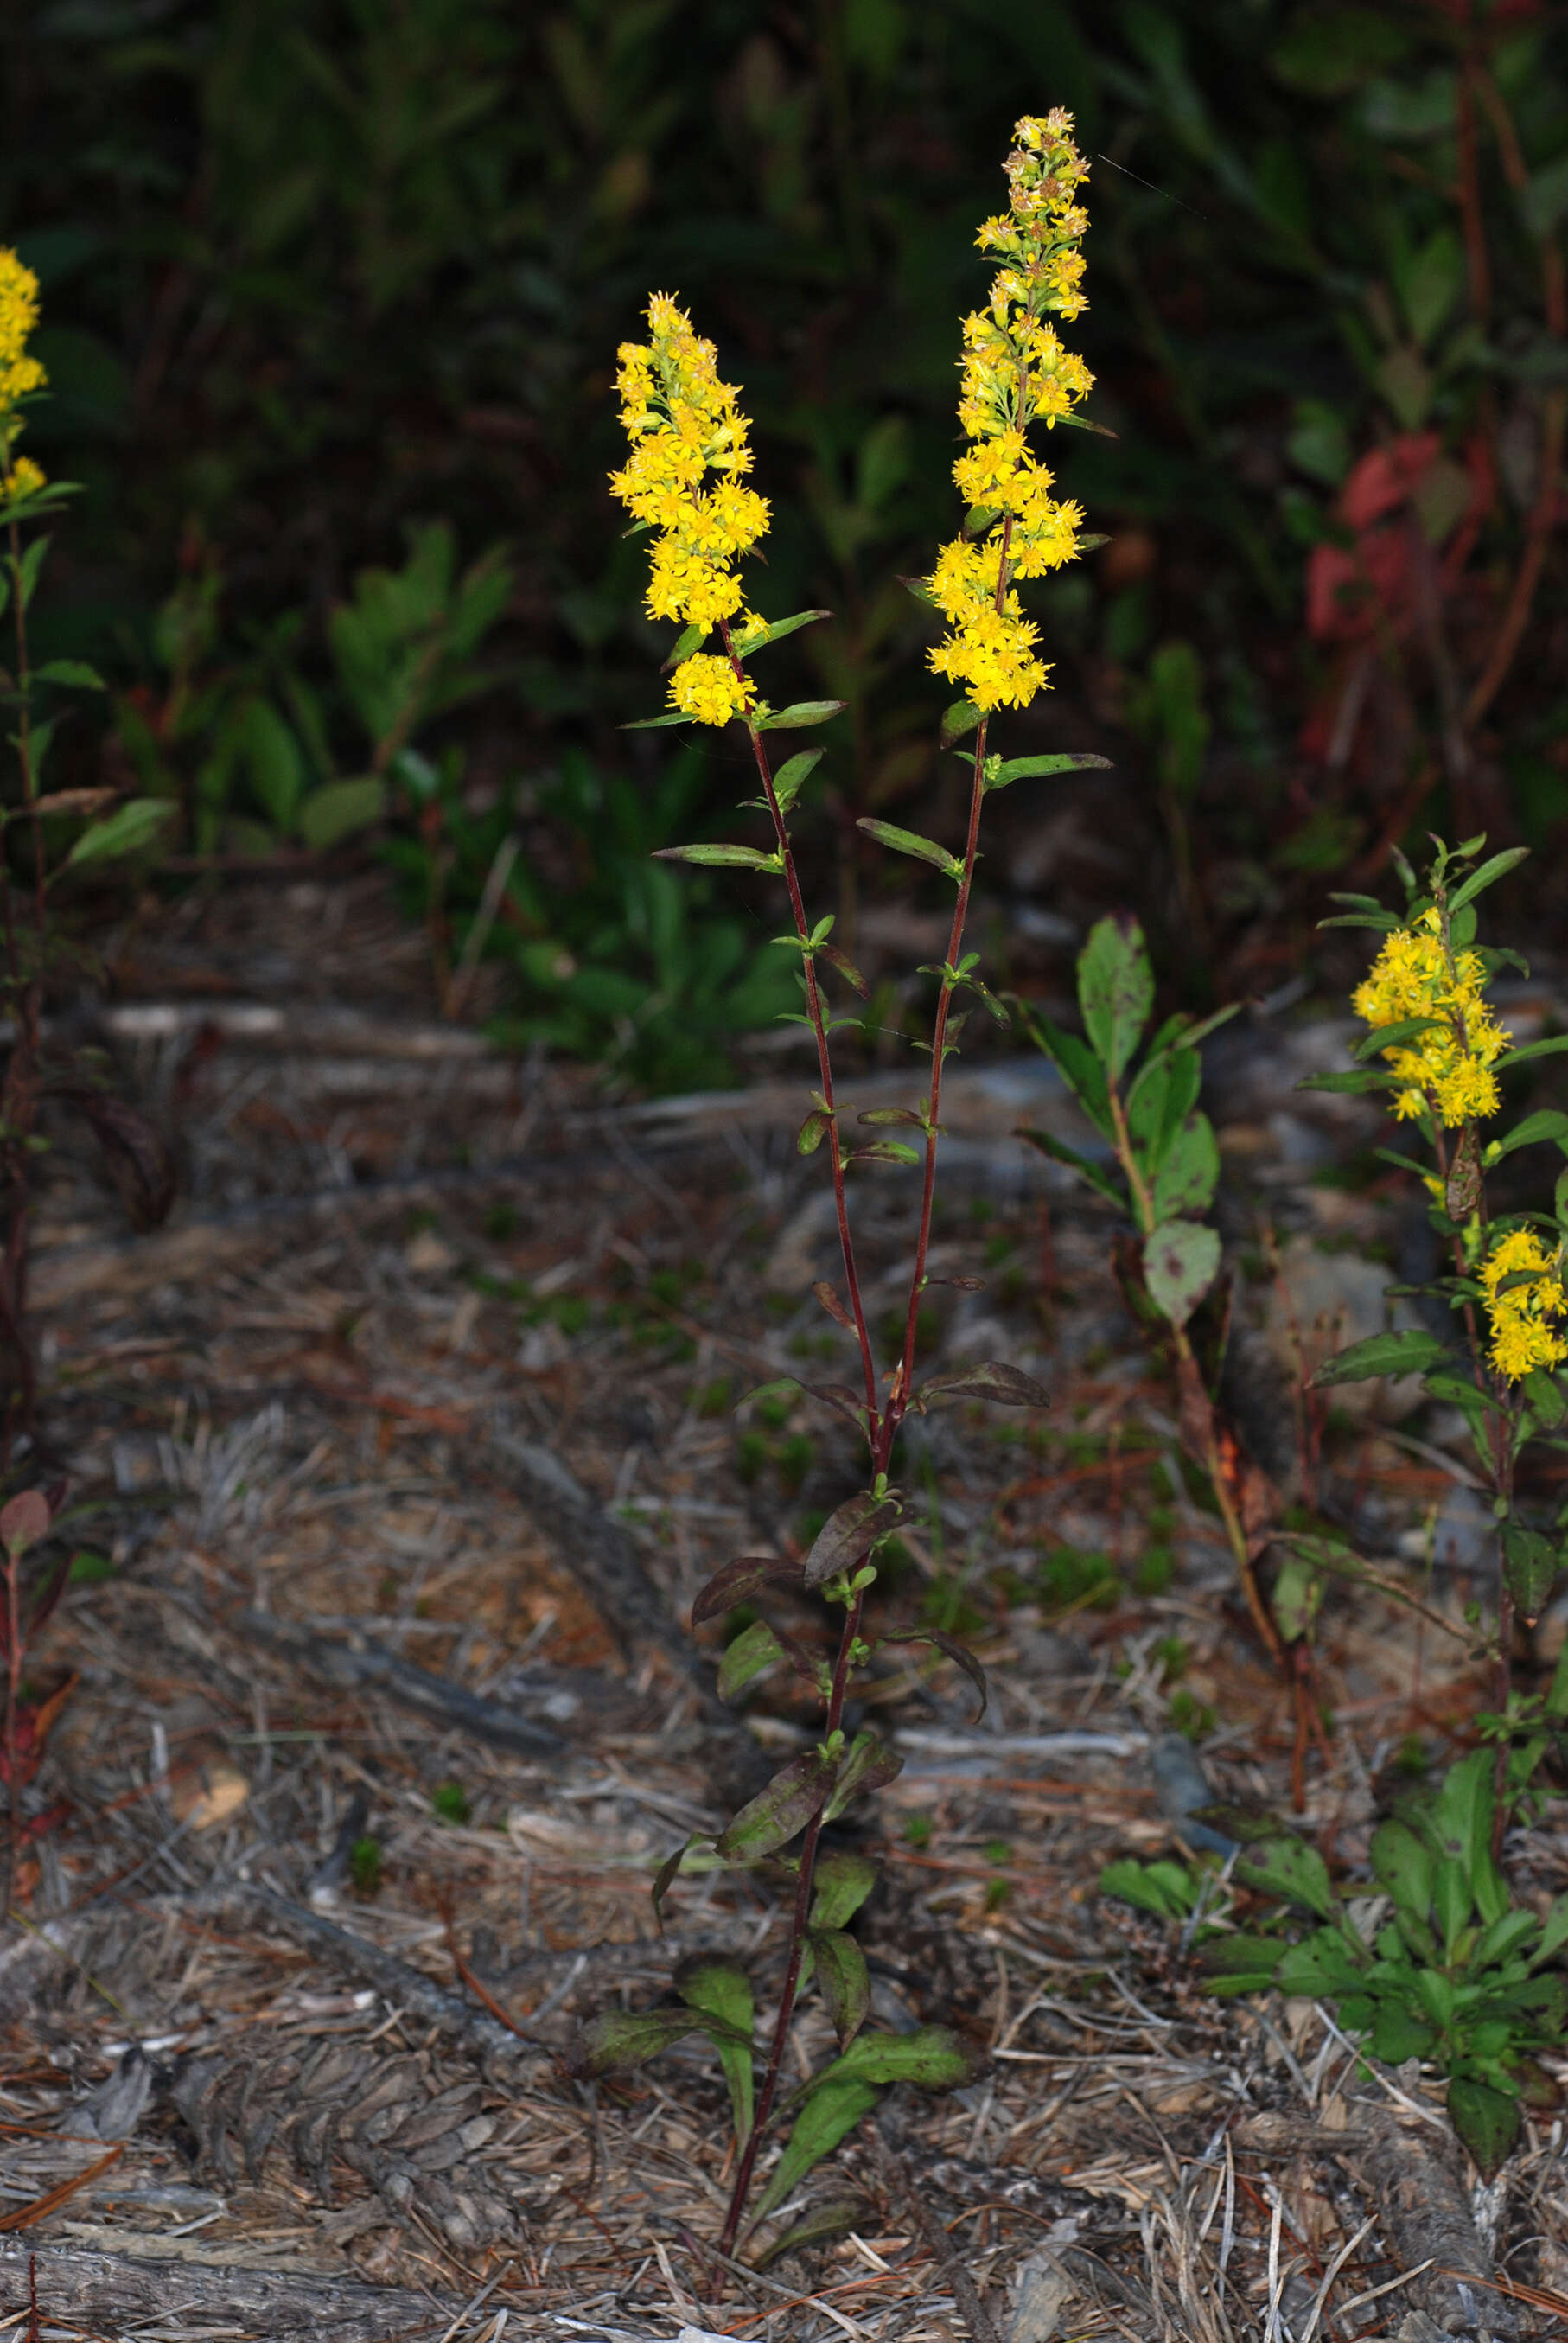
878, 1625, 988, 1719
855, 817, 962, 879
848, 1140, 921, 1166
858, 1106, 927, 1128
652, 1834, 706, 1927
822, 1728, 903, 1821
797, 1108, 834, 1156
916, 1361, 1049, 1409
803, 1384, 870, 1435
812, 1280, 855, 1330
802, 1490, 902, 1590
809, 1850, 880, 1931
752, 2194, 870, 2270
568, 2007, 709, 2077
691, 1554, 806, 1626
0, 1489, 52, 1560
715, 1747, 838, 1862
818, 945, 869, 997
809, 1929, 871, 2050
717, 1619, 787, 1702
807, 2022, 978, 2096
927, 1274, 986, 1291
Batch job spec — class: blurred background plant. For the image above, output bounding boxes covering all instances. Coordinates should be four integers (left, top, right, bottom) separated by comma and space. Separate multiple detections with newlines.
2, 0, 1565, 1077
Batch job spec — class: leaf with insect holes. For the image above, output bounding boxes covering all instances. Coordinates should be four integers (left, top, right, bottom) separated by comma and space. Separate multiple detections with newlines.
1448, 2078, 1521, 2181
808, 1930, 871, 2049
813, 1280, 855, 1330
1310, 1328, 1449, 1386
717, 1619, 787, 1702
733, 609, 832, 657
855, 818, 963, 879
802, 1490, 902, 1590
676, 1957, 755, 2147
691, 1554, 806, 1626
715, 1746, 838, 1862
755, 700, 847, 731
1142, 1219, 1221, 1327
1502, 1525, 1559, 1625
753, 2078, 881, 2223
983, 750, 1112, 792
1079, 914, 1152, 1079
879, 1625, 988, 1719
916, 1361, 1049, 1410
822, 1727, 902, 1821
567, 2004, 750, 2078
653, 842, 780, 870
769, 747, 824, 816
65, 798, 176, 869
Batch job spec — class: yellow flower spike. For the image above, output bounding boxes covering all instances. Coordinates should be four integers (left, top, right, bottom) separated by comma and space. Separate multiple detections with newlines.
0, 247, 46, 413
610, 295, 769, 674
1352, 916, 1512, 1129
924, 113, 1093, 714
1481, 1228, 1568, 1380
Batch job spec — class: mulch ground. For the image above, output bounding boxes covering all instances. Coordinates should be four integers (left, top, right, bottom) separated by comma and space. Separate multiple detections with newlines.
2, 872, 1565, 2342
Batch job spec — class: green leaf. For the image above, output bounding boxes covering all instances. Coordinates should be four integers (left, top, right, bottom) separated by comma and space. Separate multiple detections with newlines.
715, 1747, 838, 1863
771, 748, 824, 815
822, 1727, 903, 1822
807, 2023, 975, 2097
1503, 1524, 1559, 1625
1495, 1035, 1568, 1069
298, 776, 387, 849
717, 1619, 787, 1702
1016, 1125, 1125, 1206
570, 2007, 712, 2076
692, 1555, 808, 1625
850, 1139, 921, 1165
1431, 1750, 1498, 1896
666, 620, 710, 663
755, 700, 847, 731
899, 574, 939, 609
1486, 1108, 1568, 1162
809, 1929, 871, 2049
984, 750, 1113, 792
854, 818, 962, 879
1297, 1067, 1396, 1095
733, 609, 832, 656
1371, 1819, 1435, 1919
1271, 1928, 1367, 1998
1447, 2077, 1520, 2180
1201, 1934, 1284, 1995
880, 1625, 988, 1719
802, 1489, 902, 1591
1078, 913, 1152, 1078
915, 1361, 1049, 1409
1310, 1328, 1449, 1386
752, 2194, 870, 2270
17, 535, 48, 611
1151, 1113, 1219, 1221
653, 842, 779, 870
809, 1850, 880, 1932
63, 796, 176, 869
1534, 1893, 1568, 1969
1143, 1219, 1221, 1328
1235, 1834, 1335, 1918
798, 1107, 834, 1156
652, 1833, 710, 1925
677, 1957, 755, 2147
1370, 2006, 1437, 2065
1019, 1012, 1114, 1138
1050, 409, 1118, 437
1353, 1015, 1450, 1063
752, 2078, 880, 2223
622, 711, 690, 730
34, 658, 105, 690
1101, 1858, 1201, 1920
1521, 1368, 1568, 1431
1446, 847, 1530, 916
940, 699, 984, 748
1316, 911, 1402, 933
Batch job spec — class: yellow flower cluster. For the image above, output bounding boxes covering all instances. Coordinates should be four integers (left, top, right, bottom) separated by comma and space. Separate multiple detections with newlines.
670, 652, 754, 726
1482, 1227, 1568, 1380
926, 112, 1093, 712
609, 295, 769, 725
0, 248, 47, 496
1351, 912, 1510, 1126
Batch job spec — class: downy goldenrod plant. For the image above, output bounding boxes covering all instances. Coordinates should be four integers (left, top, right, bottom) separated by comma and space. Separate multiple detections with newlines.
581, 115, 1108, 2267
1291, 840, 1568, 1832
0, 252, 175, 1925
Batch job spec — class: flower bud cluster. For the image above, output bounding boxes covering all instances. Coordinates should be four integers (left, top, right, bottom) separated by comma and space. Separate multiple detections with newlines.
927, 112, 1092, 712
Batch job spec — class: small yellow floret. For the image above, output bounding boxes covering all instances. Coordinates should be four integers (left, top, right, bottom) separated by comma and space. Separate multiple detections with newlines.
1352, 920, 1510, 1128
1482, 1227, 1568, 1380
0, 248, 45, 412
0, 455, 44, 500
669, 653, 754, 727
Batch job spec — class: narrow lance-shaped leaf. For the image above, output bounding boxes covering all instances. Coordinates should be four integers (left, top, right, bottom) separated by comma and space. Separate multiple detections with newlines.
63, 798, 176, 869
1485, 1108, 1568, 1161
652, 1833, 707, 1926
733, 608, 832, 656
1353, 1015, 1450, 1063
941, 699, 984, 747
855, 818, 963, 880
850, 1139, 921, 1165
751, 2079, 880, 2224
715, 1746, 838, 1863
916, 1361, 1049, 1409
1446, 846, 1530, 915
677, 1957, 755, 2147
755, 700, 847, 731
802, 2023, 977, 2098
661, 620, 710, 668
1502, 1524, 1559, 1625
1016, 1125, 1125, 1207
808, 1929, 871, 2050
1078, 913, 1152, 1078
653, 842, 781, 870
818, 943, 868, 995
1310, 1328, 1449, 1386
880, 1625, 988, 1719
34, 659, 105, 689
802, 1489, 902, 1590
769, 747, 824, 815
691, 1554, 806, 1626
983, 750, 1112, 791
752, 2196, 870, 2272
798, 1107, 834, 1155
569, 2007, 733, 2078
822, 1727, 903, 1821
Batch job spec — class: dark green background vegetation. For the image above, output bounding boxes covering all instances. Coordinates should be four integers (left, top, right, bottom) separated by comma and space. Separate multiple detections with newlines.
3, 0, 1565, 1082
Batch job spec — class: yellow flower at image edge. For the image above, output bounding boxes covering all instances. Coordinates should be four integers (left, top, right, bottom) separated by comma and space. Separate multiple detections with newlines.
1482, 1228, 1568, 1381
1, 456, 44, 500
0, 246, 46, 410
670, 653, 753, 727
